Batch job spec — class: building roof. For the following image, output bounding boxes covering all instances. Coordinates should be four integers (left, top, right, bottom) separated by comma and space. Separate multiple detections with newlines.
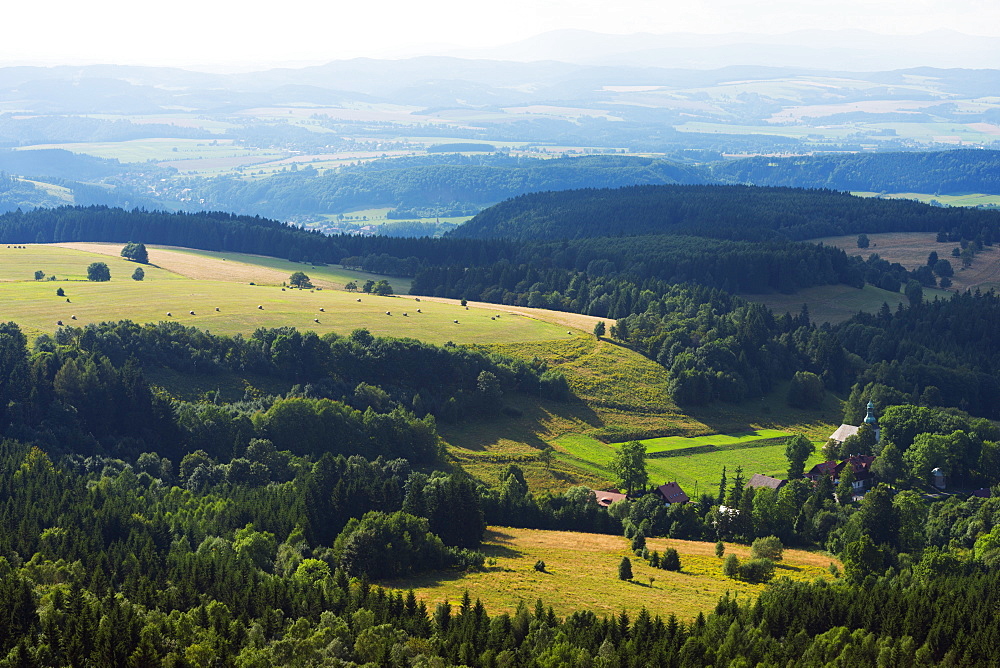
837, 454, 876, 480
746, 474, 787, 490
657, 482, 690, 505
972, 488, 993, 499
829, 424, 859, 443
806, 460, 839, 480
592, 489, 627, 508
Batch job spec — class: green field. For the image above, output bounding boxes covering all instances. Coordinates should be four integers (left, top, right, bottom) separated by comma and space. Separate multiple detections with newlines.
854, 191, 1000, 208
15, 138, 282, 164
552, 431, 825, 494
742, 283, 951, 325
381, 527, 840, 621
640, 429, 791, 454
0, 245, 574, 345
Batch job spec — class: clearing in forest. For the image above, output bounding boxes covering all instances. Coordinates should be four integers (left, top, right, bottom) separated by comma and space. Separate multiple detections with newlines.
381, 527, 840, 622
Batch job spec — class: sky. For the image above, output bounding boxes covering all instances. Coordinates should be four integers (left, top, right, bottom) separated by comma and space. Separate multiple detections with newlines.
3, 0, 999, 70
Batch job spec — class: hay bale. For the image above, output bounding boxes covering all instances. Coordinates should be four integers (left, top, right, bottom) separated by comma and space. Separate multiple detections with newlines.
215, 307, 220, 311
57, 320, 63, 326
357, 298, 362, 302
314, 319, 320, 323
71, 315, 77, 320
258, 305, 263, 309
454, 320, 459, 324
319, 308, 325, 312
190, 311, 196, 315
167, 312, 172, 316
386, 311, 391, 315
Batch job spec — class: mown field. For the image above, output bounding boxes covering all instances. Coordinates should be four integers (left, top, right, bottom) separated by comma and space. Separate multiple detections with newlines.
813, 232, 1000, 294
853, 191, 1000, 209
551, 431, 826, 494
0, 245, 572, 345
381, 527, 841, 621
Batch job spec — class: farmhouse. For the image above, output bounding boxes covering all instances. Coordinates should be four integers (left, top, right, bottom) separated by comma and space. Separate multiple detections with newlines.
655, 482, 690, 505
592, 489, 627, 508
806, 454, 876, 491
746, 474, 787, 491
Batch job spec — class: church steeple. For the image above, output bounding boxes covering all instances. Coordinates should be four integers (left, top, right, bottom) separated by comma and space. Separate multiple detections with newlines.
864, 400, 879, 442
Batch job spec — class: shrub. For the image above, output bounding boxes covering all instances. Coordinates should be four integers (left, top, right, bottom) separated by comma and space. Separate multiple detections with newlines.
661, 548, 681, 571
534, 560, 546, 572
751, 536, 784, 561
723, 554, 739, 577
715, 541, 725, 558
56, 287, 65, 297
87, 262, 110, 282
618, 556, 633, 580
739, 558, 776, 584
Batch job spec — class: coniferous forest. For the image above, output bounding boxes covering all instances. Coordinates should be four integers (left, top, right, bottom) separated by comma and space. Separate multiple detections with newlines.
2, 184, 1000, 664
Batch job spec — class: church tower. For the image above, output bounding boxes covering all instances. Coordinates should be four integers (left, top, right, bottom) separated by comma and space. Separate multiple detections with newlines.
864, 400, 880, 443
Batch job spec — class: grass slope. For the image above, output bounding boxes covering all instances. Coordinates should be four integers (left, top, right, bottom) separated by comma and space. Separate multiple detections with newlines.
742, 282, 951, 325
381, 527, 840, 621
552, 431, 826, 494
813, 232, 1000, 294
0, 245, 573, 345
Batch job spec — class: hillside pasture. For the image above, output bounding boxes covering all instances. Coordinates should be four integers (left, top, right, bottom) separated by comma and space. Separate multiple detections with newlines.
1, 246, 575, 345
812, 232, 1000, 293
52, 242, 412, 292
552, 430, 824, 493
742, 282, 952, 325
381, 527, 840, 621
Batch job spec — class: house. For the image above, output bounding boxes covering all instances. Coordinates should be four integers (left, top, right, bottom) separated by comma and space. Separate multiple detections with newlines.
592, 489, 627, 508
746, 474, 787, 491
656, 482, 689, 505
806, 454, 876, 491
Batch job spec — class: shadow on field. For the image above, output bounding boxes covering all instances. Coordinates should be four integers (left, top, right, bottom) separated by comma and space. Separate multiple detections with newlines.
440, 394, 604, 453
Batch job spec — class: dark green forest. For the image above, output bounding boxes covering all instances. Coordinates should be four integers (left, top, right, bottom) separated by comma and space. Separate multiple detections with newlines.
708, 149, 1000, 196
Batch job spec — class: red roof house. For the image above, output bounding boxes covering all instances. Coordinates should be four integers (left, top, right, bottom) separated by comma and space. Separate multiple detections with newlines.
656, 482, 690, 505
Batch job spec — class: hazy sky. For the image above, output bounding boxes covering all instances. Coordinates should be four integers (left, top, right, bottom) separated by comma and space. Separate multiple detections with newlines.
3, 0, 998, 70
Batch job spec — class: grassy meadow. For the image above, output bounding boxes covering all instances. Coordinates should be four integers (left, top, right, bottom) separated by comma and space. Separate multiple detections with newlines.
0, 244, 573, 345
813, 232, 1000, 294
381, 527, 841, 621
4, 243, 843, 494
743, 282, 952, 325
551, 431, 826, 494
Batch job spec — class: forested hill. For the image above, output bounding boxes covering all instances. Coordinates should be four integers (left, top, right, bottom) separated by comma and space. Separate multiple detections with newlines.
710, 149, 1000, 195
450, 184, 1000, 243
190, 154, 708, 220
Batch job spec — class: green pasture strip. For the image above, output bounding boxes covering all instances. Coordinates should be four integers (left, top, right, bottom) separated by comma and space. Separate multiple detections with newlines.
554, 431, 823, 491
853, 191, 1000, 208
636, 428, 791, 453
742, 283, 946, 325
